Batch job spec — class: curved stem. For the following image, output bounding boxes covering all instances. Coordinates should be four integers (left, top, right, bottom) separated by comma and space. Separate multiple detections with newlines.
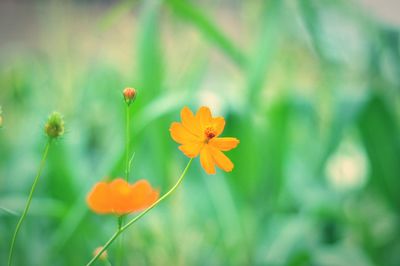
8, 140, 52, 266
86, 158, 193, 266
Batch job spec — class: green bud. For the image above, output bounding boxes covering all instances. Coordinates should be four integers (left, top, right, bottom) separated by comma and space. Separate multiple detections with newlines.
44, 112, 64, 139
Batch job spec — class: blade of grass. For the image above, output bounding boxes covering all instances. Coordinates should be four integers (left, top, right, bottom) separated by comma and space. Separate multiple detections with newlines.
358, 95, 400, 211
137, 0, 164, 103
166, 0, 246, 68
99, 0, 139, 30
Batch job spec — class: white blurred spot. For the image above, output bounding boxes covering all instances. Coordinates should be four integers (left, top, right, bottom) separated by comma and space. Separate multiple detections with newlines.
198, 89, 224, 115
358, 0, 400, 27
325, 140, 368, 191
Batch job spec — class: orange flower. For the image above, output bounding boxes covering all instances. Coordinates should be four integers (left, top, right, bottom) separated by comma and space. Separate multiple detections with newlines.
93, 247, 108, 261
170, 106, 239, 174
87, 178, 159, 215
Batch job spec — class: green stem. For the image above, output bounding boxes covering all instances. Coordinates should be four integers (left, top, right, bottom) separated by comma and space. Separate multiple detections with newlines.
116, 216, 124, 266
86, 158, 194, 266
118, 102, 131, 265
8, 140, 52, 266
125, 104, 130, 181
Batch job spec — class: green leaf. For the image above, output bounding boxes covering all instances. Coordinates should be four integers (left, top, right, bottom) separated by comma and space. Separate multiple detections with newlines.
167, 0, 246, 68
137, 0, 164, 103
358, 95, 400, 210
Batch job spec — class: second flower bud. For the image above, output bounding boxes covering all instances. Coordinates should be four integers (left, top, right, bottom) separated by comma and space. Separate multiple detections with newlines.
123, 88, 137, 105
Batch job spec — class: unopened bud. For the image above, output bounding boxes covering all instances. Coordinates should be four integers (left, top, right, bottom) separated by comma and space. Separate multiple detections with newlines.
93, 247, 108, 261
123, 87, 137, 105
44, 112, 64, 139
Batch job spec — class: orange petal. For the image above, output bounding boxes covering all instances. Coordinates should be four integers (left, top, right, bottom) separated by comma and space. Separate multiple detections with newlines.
170, 122, 200, 144
181, 106, 201, 136
209, 145, 234, 172
211, 117, 225, 137
130, 180, 159, 212
178, 142, 204, 158
87, 182, 113, 214
209, 137, 239, 151
87, 178, 159, 215
109, 178, 131, 194
109, 178, 133, 215
200, 145, 216, 174
196, 106, 212, 130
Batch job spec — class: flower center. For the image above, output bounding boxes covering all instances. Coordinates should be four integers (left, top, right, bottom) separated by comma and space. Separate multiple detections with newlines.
204, 127, 216, 141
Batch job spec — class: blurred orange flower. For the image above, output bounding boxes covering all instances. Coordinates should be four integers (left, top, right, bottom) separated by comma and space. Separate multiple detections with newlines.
170, 106, 239, 174
93, 247, 108, 261
87, 178, 159, 215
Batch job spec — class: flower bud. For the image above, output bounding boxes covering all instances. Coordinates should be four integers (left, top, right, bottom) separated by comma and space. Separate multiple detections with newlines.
93, 247, 108, 261
123, 87, 137, 105
44, 112, 64, 139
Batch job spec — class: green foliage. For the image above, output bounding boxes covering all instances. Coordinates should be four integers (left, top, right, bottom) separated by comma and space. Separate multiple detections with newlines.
1, 0, 400, 265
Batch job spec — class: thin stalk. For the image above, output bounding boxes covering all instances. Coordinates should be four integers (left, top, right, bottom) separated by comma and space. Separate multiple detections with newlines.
125, 104, 130, 181
116, 216, 124, 266
86, 158, 193, 266
8, 140, 52, 266
117, 103, 131, 265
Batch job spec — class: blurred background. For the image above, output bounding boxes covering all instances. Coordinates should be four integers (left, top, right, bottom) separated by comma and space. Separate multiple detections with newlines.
1, 0, 400, 265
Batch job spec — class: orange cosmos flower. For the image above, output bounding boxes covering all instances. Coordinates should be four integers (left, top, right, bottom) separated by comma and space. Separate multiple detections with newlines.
87, 178, 159, 216
170, 106, 239, 174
